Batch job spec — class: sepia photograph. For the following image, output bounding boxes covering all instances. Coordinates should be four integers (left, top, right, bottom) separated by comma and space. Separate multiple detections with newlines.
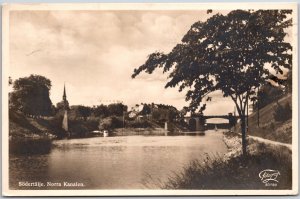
2, 3, 298, 196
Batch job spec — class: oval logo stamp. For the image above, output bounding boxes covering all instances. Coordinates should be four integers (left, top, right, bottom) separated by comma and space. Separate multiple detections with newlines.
259, 169, 280, 186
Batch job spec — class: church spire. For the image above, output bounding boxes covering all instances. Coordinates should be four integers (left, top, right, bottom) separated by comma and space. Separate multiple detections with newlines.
62, 83, 69, 134
63, 83, 67, 101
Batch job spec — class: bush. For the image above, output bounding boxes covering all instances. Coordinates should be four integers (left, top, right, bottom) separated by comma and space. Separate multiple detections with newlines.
98, 116, 123, 130
273, 102, 292, 122
68, 119, 98, 137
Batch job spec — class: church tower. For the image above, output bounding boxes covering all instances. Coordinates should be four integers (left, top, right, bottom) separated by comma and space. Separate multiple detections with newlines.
62, 84, 69, 133
63, 84, 67, 102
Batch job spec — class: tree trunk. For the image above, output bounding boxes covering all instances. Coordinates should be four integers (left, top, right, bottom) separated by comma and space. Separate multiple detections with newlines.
241, 115, 247, 155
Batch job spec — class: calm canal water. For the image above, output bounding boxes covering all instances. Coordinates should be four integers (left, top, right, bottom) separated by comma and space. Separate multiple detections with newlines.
9, 130, 227, 189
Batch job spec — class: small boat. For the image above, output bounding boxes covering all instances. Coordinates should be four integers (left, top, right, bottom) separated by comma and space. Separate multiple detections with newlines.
92, 130, 101, 134
90, 130, 102, 137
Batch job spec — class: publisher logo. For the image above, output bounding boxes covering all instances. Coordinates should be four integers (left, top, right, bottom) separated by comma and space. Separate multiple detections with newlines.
259, 169, 280, 186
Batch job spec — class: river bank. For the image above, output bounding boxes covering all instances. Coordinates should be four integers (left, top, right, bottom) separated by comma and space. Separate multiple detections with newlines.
162, 130, 292, 189
236, 94, 292, 144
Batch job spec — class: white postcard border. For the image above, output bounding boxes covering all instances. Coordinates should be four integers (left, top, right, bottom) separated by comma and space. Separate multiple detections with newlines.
2, 3, 298, 196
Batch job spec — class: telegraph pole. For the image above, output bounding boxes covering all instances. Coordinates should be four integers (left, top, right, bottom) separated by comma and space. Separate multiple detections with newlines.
246, 96, 249, 133
257, 86, 260, 127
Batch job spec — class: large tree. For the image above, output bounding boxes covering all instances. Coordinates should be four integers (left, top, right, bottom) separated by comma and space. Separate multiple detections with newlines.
132, 10, 292, 155
10, 74, 53, 117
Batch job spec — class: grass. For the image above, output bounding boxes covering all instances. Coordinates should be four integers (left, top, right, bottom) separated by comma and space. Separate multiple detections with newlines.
160, 136, 292, 190
243, 94, 292, 144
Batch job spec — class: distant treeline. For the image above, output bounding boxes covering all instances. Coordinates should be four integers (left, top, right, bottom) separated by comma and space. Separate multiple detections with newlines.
9, 74, 181, 123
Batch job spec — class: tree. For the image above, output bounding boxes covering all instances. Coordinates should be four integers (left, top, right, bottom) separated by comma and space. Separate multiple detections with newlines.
92, 104, 109, 118
132, 10, 292, 155
10, 75, 53, 117
107, 103, 128, 116
98, 116, 123, 130
140, 104, 151, 115
77, 105, 92, 121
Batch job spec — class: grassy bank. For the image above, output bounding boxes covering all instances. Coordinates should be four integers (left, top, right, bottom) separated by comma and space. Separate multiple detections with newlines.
9, 110, 62, 139
9, 110, 99, 139
240, 94, 292, 144
161, 131, 292, 190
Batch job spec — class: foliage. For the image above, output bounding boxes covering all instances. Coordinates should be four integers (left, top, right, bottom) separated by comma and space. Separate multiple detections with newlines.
10, 75, 54, 117
273, 102, 292, 122
132, 10, 292, 155
151, 104, 179, 122
76, 105, 92, 121
140, 103, 152, 115
68, 119, 98, 137
92, 104, 109, 118
129, 103, 179, 122
107, 103, 128, 116
92, 103, 127, 118
56, 100, 69, 113
98, 116, 123, 130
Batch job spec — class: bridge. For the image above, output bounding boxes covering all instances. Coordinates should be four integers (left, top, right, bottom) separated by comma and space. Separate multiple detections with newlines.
184, 113, 238, 131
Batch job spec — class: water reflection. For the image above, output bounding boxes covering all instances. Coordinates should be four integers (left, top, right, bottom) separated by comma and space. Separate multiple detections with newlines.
9, 131, 227, 189
10, 139, 52, 155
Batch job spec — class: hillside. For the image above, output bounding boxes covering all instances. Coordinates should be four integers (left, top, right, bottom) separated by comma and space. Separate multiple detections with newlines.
9, 110, 103, 139
9, 110, 63, 139
238, 94, 292, 144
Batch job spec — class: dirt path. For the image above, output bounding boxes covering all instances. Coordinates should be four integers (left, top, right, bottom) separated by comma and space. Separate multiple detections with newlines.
247, 134, 292, 151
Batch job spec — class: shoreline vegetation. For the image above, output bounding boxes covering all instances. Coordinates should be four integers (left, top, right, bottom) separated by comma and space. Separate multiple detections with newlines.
153, 131, 292, 190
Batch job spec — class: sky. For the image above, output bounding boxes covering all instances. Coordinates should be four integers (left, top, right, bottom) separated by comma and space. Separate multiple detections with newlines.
9, 9, 268, 117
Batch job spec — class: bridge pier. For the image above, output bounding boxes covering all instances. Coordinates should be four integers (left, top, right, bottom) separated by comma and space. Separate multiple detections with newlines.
184, 117, 205, 131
